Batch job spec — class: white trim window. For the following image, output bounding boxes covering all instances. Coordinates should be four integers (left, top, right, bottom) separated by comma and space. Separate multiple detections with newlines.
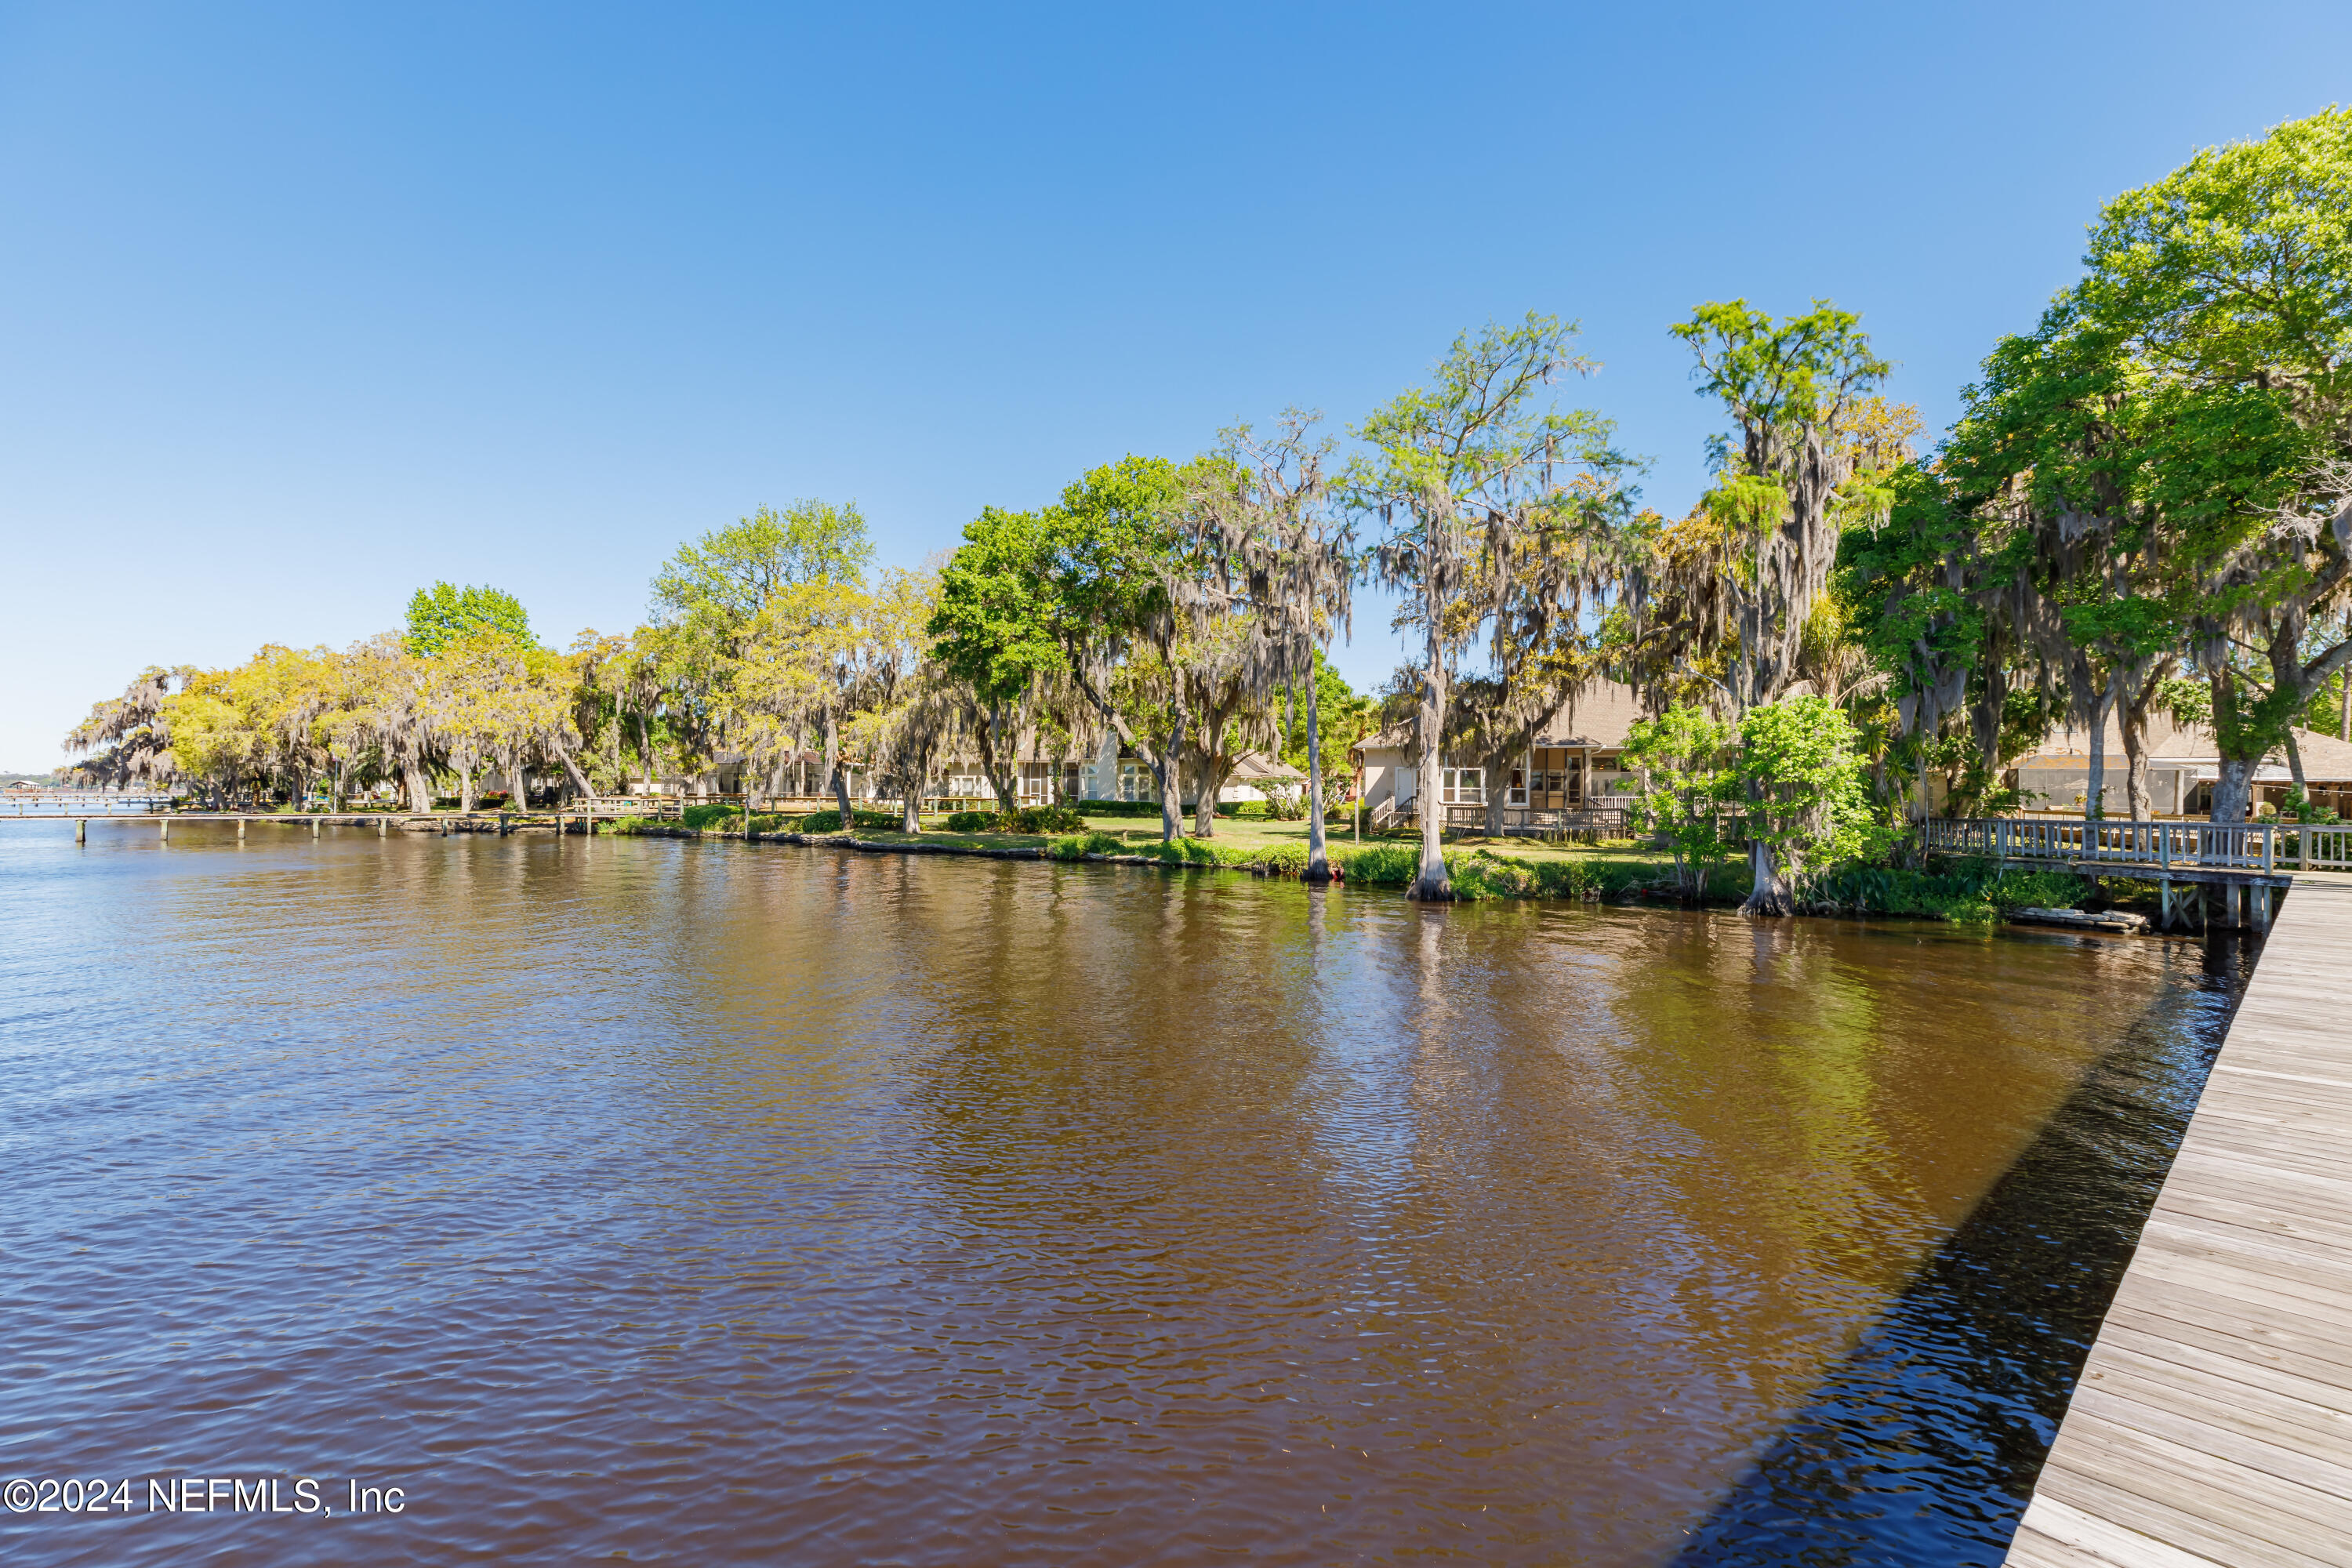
1441, 768, 1484, 805
1508, 765, 1527, 807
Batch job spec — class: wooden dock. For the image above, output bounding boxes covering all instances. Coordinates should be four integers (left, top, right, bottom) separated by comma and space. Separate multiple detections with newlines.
2005, 873, 2352, 1566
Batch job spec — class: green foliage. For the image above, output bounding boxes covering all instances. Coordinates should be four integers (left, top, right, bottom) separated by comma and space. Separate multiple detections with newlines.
926, 506, 1080, 706
1674, 299, 1891, 456
2278, 788, 2342, 825
1254, 841, 1311, 875
405, 583, 534, 657
942, 805, 1087, 834
1622, 704, 1736, 896
1737, 695, 1888, 867
1330, 843, 1417, 884
1276, 649, 1372, 771
2158, 676, 2213, 728
927, 457, 1192, 710
653, 501, 873, 632
1046, 831, 1127, 859
789, 808, 902, 833
1936, 110, 2352, 789
1793, 859, 2092, 924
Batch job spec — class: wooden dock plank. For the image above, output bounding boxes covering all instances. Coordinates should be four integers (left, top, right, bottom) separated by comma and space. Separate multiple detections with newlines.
2016, 1497, 2231, 1568
2005, 883, 2352, 1566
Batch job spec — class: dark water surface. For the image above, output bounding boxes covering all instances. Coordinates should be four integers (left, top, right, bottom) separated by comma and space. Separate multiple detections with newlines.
0, 826, 2239, 1566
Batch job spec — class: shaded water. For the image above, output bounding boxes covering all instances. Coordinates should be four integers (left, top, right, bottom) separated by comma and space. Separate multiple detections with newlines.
0, 826, 2238, 1565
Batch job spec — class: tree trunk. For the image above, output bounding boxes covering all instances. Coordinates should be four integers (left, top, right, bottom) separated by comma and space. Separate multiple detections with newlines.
1162, 688, 1188, 843
2085, 676, 2114, 819
2287, 728, 2307, 804
825, 704, 854, 829
2340, 673, 2349, 742
901, 786, 921, 835
1739, 836, 1793, 916
507, 753, 529, 811
977, 705, 1019, 811
2209, 756, 2258, 824
405, 762, 433, 814
554, 748, 593, 801
1192, 754, 1221, 837
1304, 662, 1330, 883
1410, 611, 1452, 902
458, 762, 478, 815
2119, 663, 2167, 822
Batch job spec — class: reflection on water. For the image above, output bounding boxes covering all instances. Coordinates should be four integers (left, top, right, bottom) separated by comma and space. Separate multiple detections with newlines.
0, 826, 2238, 1565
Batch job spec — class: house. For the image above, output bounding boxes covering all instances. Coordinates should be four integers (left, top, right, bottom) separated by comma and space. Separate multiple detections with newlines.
1352, 681, 1649, 827
1068, 738, 1305, 807
929, 737, 1305, 808
2013, 715, 2352, 818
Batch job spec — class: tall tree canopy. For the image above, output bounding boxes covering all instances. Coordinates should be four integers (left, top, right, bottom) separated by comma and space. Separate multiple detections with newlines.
1348, 312, 1638, 900
405, 583, 535, 657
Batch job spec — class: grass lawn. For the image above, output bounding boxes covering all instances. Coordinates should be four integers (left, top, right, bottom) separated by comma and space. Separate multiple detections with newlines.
688, 804, 1665, 866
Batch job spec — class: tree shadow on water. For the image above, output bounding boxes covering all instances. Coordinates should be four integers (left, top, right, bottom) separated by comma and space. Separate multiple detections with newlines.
1671, 934, 2256, 1568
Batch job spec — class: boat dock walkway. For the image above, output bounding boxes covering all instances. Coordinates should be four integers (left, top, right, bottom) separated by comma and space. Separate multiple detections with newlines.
2006, 871, 2352, 1566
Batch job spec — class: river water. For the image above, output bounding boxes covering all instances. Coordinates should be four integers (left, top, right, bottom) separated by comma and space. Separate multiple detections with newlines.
0, 825, 2242, 1566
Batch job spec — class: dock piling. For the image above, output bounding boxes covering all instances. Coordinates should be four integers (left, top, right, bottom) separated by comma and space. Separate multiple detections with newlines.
158, 818, 168, 840
75, 818, 85, 844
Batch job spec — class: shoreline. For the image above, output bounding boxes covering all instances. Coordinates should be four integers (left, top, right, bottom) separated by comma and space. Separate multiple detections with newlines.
611, 818, 2161, 932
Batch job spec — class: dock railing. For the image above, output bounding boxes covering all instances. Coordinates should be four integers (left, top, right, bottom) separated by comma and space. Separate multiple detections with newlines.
1914, 816, 2352, 872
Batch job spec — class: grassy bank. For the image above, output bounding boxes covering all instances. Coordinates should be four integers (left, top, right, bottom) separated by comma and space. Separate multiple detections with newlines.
613, 804, 2102, 925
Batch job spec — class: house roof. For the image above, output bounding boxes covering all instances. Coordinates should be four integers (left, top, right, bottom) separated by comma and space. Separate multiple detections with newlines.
2018, 715, 2352, 782
1350, 679, 1649, 757
1228, 750, 1305, 782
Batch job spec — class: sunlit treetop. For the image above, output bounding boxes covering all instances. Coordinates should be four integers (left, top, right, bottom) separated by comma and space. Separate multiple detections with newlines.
405, 583, 535, 657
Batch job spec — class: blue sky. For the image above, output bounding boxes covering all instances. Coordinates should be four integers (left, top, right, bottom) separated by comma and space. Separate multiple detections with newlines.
5, 2, 2349, 768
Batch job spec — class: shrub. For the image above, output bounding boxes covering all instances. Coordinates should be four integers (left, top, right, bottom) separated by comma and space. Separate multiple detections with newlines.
1335, 844, 1420, 885
1006, 805, 1085, 833
939, 805, 1085, 834
1134, 837, 1254, 867
1255, 842, 1311, 875
1791, 860, 2089, 924
1046, 831, 1126, 860
1068, 798, 1165, 818
792, 808, 901, 833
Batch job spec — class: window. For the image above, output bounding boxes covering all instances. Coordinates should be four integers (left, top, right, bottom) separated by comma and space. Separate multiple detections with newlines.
1441, 768, 1483, 804
1508, 766, 1526, 807
1119, 760, 1152, 802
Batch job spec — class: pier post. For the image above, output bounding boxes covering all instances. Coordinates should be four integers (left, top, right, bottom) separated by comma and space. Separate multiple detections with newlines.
237, 818, 245, 840
158, 818, 169, 840
75, 818, 85, 844
377, 817, 387, 837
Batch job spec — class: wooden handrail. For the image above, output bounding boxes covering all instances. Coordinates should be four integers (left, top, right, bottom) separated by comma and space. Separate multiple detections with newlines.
1917, 815, 2331, 870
